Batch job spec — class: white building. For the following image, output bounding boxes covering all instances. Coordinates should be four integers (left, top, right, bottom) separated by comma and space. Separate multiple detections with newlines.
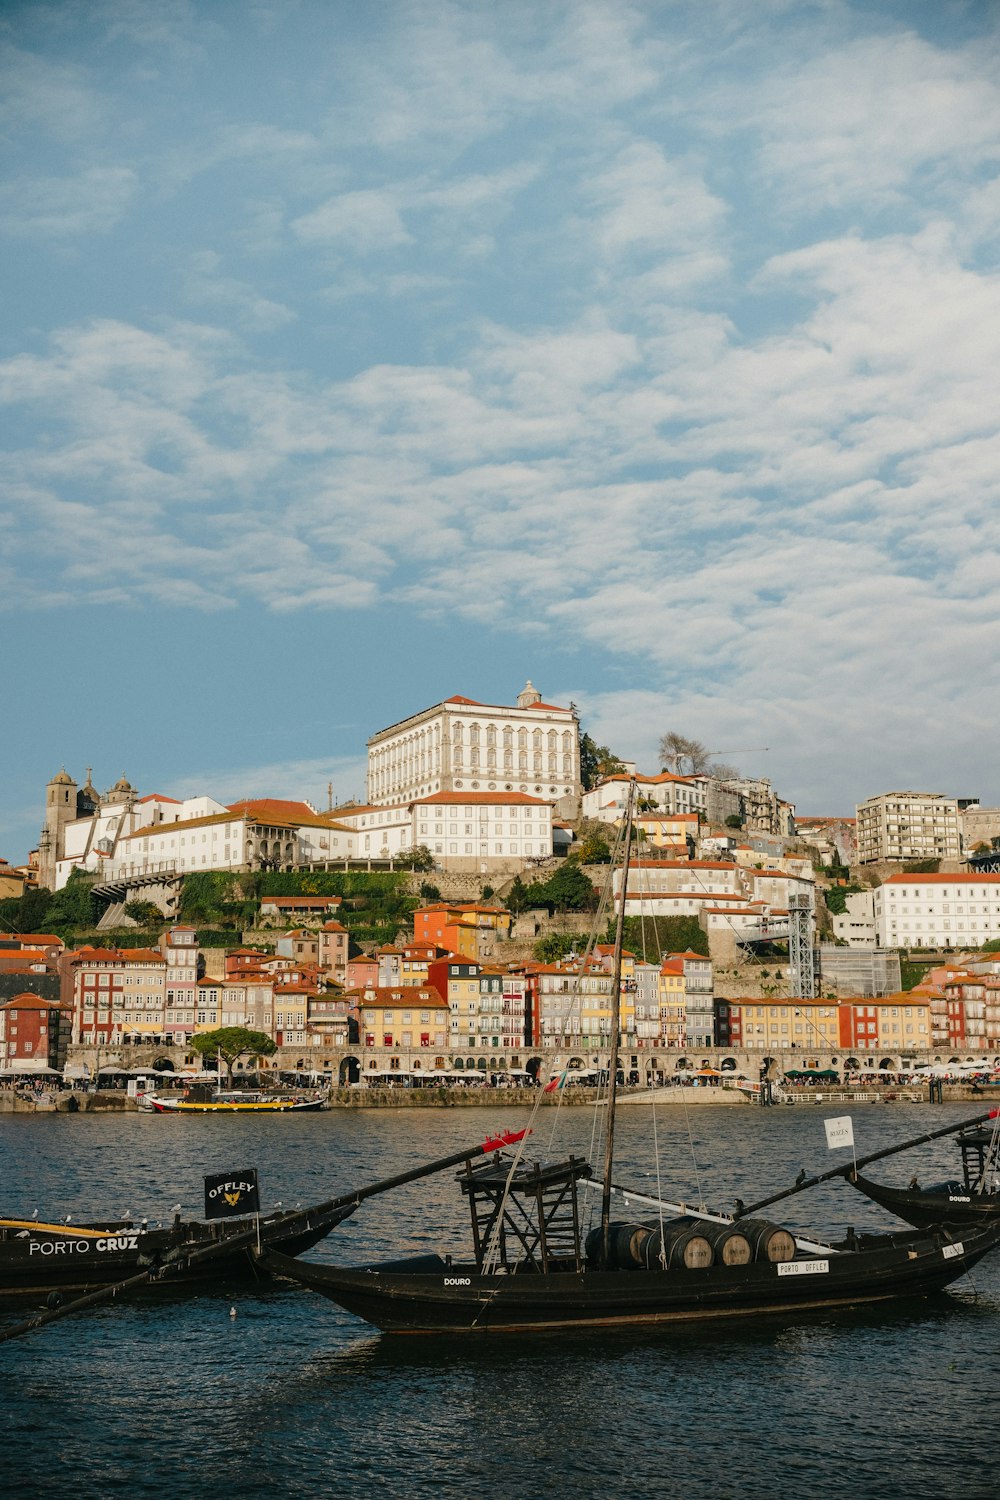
581, 772, 702, 822
366, 681, 580, 818
832, 891, 878, 948
335, 792, 554, 872
104, 801, 356, 884
874, 873, 1000, 949
856, 791, 962, 865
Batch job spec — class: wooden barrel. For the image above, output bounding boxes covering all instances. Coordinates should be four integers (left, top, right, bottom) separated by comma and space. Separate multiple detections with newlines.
735, 1217, 796, 1263
701, 1221, 753, 1266
643, 1218, 715, 1270
584, 1222, 654, 1269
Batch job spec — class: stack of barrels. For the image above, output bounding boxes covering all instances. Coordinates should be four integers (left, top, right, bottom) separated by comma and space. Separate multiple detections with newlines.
588, 1216, 796, 1270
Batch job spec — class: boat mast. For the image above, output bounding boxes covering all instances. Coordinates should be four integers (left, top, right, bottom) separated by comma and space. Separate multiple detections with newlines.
600, 777, 637, 1269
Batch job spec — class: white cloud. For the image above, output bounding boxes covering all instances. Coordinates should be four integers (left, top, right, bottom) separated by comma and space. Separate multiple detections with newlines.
747, 30, 1000, 210
0, 166, 137, 238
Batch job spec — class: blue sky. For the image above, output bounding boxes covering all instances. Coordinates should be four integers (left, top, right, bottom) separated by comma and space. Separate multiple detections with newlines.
4, 0, 1000, 863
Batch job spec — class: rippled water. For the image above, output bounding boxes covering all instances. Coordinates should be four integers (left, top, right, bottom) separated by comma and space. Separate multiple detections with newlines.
2, 1102, 999, 1500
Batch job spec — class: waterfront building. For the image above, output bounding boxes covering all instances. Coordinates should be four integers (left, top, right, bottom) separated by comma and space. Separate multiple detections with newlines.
670, 950, 715, 1049
856, 791, 962, 865
657, 959, 687, 1048
715, 995, 931, 1057
874, 872, 1000, 948
427, 955, 482, 1053
69, 943, 168, 1046
366, 681, 581, 819
0, 991, 73, 1071
350, 984, 450, 1065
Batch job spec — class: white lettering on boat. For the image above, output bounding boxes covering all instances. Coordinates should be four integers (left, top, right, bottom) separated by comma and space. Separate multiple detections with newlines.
28, 1239, 92, 1256
947, 1196, 971, 1203
444, 1277, 471, 1286
942, 1242, 965, 1260
777, 1260, 829, 1276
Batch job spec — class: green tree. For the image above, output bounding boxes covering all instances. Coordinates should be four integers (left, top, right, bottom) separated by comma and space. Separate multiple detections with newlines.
618, 914, 709, 960
578, 731, 625, 791
533, 933, 590, 962
189, 1027, 278, 1083
725, 813, 743, 829
44, 871, 100, 932
398, 845, 435, 871
418, 882, 441, 903
505, 875, 529, 913
124, 899, 164, 926
572, 828, 612, 864
538, 863, 598, 912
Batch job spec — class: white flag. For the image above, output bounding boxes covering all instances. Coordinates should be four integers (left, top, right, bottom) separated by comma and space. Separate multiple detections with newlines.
824, 1115, 854, 1151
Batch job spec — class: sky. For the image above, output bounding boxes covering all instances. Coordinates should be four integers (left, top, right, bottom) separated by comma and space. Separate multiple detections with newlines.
4, 0, 1000, 864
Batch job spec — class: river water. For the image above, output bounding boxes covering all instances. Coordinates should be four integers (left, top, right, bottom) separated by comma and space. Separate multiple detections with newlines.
2, 1101, 999, 1500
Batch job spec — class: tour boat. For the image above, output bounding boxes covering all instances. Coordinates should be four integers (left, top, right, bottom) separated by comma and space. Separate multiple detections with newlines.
142, 1089, 326, 1114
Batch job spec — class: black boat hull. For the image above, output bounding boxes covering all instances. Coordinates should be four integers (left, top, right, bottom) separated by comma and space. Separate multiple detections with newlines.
0, 1206, 355, 1301
849, 1173, 1000, 1231
261, 1221, 1000, 1335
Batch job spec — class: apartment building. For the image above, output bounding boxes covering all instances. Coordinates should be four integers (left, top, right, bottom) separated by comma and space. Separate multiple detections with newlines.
0, 992, 73, 1070
715, 995, 931, 1055
874, 873, 1000, 948
856, 791, 962, 865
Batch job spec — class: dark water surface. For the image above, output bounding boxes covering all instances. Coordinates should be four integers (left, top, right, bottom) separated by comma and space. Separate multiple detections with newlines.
2, 1102, 999, 1500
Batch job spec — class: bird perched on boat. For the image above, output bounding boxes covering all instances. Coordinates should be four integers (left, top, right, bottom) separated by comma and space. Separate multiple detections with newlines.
795, 1169, 808, 1187
734, 1198, 746, 1217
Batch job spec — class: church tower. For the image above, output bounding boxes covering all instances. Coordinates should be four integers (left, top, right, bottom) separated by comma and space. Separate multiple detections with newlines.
38, 768, 78, 890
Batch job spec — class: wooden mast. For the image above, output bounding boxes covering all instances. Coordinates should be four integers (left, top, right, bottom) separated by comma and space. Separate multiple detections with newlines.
600, 777, 637, 1269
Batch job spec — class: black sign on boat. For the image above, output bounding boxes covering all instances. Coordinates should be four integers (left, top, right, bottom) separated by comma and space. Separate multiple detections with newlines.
204, 1170, 260, 1220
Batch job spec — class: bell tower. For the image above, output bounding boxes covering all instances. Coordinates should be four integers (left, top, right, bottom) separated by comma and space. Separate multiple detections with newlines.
38, 768, 78, 890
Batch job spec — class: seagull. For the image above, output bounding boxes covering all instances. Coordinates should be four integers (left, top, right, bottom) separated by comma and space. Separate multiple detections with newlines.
795, 1169, 808, 1187
32, 1210, 37, 1221
229, 1306, 237, 1320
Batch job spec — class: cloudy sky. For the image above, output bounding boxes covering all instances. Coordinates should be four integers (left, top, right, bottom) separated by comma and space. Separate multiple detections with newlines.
3, 0, 1000, 862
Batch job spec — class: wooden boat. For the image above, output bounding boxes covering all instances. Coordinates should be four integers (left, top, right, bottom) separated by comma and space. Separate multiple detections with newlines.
0, 1129, 526, 1312
142, 1089, 325, 1114
848, 1122, 1000, 1230
262, 1201, 1000, 1335
0, 1202, 352, 1300
259, 781, 1000, 1336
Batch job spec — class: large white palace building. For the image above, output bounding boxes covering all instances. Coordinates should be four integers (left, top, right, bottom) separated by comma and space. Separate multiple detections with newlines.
366, 681, 582, 820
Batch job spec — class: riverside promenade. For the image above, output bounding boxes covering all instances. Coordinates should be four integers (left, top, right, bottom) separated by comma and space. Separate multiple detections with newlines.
2, 1082, 994, 1112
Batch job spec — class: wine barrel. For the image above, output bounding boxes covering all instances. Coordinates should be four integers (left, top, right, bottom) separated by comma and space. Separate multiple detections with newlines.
643, 1217, 715, 1270
734, 1217, 796, 1263
700, 1220, 753, 1266
584, 1221, 654, 1269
